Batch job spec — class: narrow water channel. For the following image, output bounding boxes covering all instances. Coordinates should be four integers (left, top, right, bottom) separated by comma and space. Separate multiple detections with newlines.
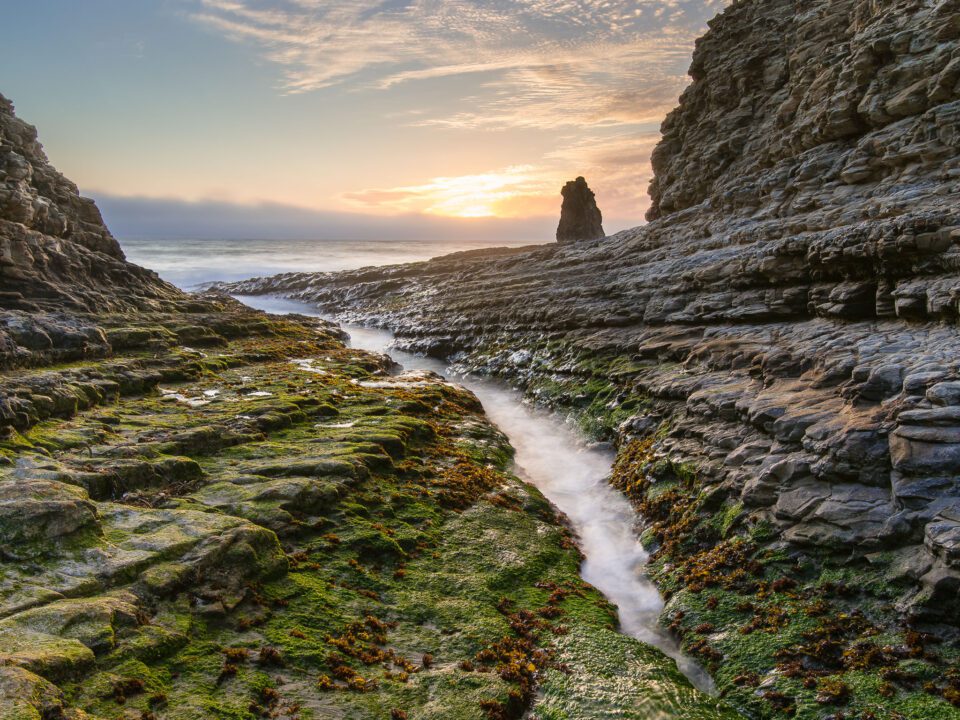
236, 295, 713, 693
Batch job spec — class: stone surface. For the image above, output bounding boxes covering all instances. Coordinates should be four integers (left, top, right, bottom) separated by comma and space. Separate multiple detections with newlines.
556, 176, 604, 243
223, 1, 960, 714
0, 94, 728, 720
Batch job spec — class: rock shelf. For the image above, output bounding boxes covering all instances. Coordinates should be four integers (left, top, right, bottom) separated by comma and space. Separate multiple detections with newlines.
223, 1, 960, 716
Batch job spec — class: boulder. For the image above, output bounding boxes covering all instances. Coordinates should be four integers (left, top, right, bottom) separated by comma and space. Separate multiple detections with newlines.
0, 478, 99, 551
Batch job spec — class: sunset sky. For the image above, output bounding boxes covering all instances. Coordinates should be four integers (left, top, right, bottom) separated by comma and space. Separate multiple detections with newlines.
0, 0, 726, 240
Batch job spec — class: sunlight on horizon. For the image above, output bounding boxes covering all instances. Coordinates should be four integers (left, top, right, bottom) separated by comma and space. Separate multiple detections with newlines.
343, 166, 557, 219
0, 0, 729, 238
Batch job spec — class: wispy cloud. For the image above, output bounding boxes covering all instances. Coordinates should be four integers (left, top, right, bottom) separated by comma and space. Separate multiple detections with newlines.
546, 131, 663, 219
187, 0, 728, 222
189, 0, 724, 124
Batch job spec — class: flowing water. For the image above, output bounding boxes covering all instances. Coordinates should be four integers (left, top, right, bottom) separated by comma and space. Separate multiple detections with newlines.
236, 295, 714, 692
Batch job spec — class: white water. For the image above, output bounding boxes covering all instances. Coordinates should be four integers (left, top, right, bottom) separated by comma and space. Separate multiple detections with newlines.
236, 295, 713, 692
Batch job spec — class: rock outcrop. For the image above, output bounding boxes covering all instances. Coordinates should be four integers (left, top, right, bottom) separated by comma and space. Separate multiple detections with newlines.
0, 93, 179, 314
224, 0, 960, 715
0, 97, 727, 719
556, 176, 604, 243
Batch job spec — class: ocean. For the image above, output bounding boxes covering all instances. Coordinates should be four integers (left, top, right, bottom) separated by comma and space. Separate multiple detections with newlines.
119, 237, 537, 290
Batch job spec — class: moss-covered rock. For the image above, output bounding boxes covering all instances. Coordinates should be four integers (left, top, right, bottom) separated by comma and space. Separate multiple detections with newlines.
0, 306, 728, 719
0, 477, 99, 549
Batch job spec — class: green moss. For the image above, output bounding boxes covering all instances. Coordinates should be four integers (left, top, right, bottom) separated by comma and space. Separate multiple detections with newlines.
712, 500, 744, 538
608, 437, 960, 720
2, 310, 735, 719
536, 626, 738, 719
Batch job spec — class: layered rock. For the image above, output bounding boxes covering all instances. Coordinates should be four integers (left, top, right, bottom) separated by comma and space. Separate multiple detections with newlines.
224, 0, 960, 714
0, 97, 727, 719
556, 176, 604, 243
0, 93, 179, 314
648, 0, 960, 223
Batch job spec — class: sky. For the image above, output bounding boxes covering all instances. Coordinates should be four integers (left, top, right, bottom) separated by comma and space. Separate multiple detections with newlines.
0, 0, 727, 241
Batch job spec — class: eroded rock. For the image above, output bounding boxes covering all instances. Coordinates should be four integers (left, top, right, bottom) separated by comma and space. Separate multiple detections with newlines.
556, 176, 604, 243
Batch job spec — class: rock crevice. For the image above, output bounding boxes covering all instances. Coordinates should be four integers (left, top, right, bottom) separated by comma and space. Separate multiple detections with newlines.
224, 1, 960, 714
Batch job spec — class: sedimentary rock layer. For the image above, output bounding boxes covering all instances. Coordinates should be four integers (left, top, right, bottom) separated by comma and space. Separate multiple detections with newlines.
225, 0, 960, 715
0, 97, 726, 719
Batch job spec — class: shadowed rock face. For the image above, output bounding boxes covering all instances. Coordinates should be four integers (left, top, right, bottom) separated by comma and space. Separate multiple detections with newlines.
556, 176, 604, 243
647, 0, 960, 224
0, 93, 179, 313
225, 1, 960, 712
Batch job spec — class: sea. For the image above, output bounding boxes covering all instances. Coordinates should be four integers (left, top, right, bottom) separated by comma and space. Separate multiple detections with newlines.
119, 237, 537, 290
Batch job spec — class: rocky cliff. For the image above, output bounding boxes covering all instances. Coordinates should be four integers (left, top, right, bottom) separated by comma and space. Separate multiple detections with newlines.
225, 0, 960, 715
0, 94, 179, 315
0, 98, 729, 719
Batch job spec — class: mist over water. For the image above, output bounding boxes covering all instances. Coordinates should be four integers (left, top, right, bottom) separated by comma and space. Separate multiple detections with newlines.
238, 295, 713, 692
119, 237, 535, 290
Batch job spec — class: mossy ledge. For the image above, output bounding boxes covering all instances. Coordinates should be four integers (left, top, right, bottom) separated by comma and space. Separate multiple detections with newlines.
0, 93, 736, 718
0, 302, 738, 720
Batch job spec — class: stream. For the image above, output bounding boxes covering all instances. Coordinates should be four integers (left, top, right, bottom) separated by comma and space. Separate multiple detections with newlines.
236, 295, 713, 693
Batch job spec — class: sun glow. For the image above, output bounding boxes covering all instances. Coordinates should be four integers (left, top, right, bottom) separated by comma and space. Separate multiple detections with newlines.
342, 166, 557, 219
455, 204, 498, 218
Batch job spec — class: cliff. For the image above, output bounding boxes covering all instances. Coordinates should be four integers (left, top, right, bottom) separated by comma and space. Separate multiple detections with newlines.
0, 98, 727, 719
224, 0, 960, 715
0, 94, 180, 314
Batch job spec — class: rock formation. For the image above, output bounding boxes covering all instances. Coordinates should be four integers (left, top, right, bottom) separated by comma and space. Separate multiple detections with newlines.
0, 94, 179, 314
555, 176, 604, 243
0, 97, 726, 719
225, 0, 960, 715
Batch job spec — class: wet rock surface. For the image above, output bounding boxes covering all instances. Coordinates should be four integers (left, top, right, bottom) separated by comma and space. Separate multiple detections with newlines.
224, 0, 960, 716
0, 100, 730, 718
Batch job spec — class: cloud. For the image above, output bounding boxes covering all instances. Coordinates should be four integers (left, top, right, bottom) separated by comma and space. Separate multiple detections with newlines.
188, 0, 727, 129
545, 131, 663, 215
183, 0, 729, 228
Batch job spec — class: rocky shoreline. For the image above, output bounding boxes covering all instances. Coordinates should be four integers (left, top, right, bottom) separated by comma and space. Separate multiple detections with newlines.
223, 0, 960, 717
4, 0, 960, 716
0, 93, 738, 718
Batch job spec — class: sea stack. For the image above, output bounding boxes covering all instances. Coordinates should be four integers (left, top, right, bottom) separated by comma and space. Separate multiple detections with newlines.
556, 176, 604, 243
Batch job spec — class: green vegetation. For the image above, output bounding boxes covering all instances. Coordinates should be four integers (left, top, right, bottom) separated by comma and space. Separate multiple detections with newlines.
456, 336, 960, 719
610, 438, 960, 719
0, 309, 732, 719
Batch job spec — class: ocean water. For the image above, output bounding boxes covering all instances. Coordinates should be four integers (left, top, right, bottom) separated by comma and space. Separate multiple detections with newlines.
119, 237, 537, 290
